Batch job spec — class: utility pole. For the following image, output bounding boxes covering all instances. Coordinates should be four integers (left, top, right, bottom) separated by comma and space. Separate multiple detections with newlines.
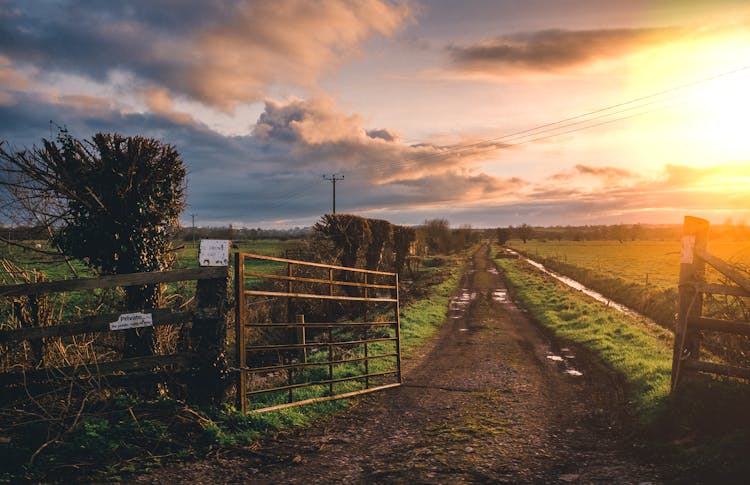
323, 174, 344, 214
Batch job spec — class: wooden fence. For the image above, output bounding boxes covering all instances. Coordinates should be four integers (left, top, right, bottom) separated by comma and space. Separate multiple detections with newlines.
671, 216, 750, 390
0, 266, 229, 404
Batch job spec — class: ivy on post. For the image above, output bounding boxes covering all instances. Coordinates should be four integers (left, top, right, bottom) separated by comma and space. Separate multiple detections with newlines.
189, 240, 231, 405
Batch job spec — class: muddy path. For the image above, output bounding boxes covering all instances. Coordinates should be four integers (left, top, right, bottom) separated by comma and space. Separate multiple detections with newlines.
132, 244, 668, 484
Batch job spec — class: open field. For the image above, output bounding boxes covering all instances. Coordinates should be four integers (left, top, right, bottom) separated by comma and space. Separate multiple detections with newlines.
0, 239, 300, 282
173, 239, 300, 270
508, 239, 750, 291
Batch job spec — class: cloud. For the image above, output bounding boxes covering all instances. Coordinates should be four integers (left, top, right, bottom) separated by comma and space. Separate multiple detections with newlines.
189, 0, 410, 107
447, 27, 678, 75
366, 129, 398, 142
524, 161, 750, 225
383, 172, 527, 207
0, 93, 520, 225
144, 88, 195, 125
0, 1, 410, 108
250, 96, 510, 181
3, 88, 746, 229
549, 164, 633, 182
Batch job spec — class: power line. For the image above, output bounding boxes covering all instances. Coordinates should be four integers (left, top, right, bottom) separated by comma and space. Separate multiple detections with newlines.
352, 63, 750, 175
251, 63, 750, 212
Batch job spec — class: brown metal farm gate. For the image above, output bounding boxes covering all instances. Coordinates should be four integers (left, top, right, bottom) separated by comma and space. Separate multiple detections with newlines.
234, 252, 402, 413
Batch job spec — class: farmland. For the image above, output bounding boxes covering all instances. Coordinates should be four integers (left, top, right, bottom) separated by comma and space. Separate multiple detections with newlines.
508, 238, 750, 291
0, 239, 299, 283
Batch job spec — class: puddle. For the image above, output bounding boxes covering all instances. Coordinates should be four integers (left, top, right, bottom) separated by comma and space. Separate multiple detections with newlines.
505, 250, 640, 317
545, 351, 583, 377
492, 289, 508, 302
449, 288, 476, 320
459, 328, 469, 332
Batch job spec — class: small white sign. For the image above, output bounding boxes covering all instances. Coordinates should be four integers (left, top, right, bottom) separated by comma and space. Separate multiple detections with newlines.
199, 239, 230, 266
109, 312, 153, 331
680, 235, 695, 264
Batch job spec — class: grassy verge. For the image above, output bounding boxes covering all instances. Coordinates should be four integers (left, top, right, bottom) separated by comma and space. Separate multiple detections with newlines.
494, 250, 673, 423
0, 250, 468, 483
399, 254, 465, 355
510, 245, 678, 331
494, 248, 750, 481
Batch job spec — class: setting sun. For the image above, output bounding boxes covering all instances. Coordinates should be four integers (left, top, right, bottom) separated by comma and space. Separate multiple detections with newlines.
628, 32, 750, 168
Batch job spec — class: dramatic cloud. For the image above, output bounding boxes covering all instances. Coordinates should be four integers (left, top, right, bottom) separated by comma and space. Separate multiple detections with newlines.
250, 97, 511, 183
448, 27, 678, 75
0, 0, 410, 108
0, 93, 520, 225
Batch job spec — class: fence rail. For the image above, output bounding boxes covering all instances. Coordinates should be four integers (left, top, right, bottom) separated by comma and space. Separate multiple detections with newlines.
671, 216, 750, 390
0, 265, 229, 404
235, 252, 402, 413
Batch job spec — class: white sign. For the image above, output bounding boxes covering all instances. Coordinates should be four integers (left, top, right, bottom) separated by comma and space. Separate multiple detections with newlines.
199, 239, 230, 266
680, 235, 695, 264
109, 312, 153, 331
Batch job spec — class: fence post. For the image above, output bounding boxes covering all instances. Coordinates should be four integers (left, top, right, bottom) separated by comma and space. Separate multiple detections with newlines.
189, 268, 230, 405
671, 216, 709, 391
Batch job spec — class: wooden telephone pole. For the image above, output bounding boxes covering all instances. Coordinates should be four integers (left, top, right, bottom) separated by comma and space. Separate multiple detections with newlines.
323, 174, 344, 214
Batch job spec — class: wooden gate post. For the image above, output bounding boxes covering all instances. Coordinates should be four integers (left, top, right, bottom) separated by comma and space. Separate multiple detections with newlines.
671, 216, 709, 391
189, 268, 230, 405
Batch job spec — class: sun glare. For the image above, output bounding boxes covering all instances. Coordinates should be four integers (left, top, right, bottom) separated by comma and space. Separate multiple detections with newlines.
626, 32, 750, 174
687, 69, 750, 161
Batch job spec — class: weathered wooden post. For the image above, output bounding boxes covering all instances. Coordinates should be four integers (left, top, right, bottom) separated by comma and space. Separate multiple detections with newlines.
190, 268, 229, 405
671, 216, 709, 391
189, 240, 230, 405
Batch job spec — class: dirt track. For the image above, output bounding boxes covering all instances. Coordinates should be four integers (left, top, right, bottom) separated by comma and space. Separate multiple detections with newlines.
133, 244, 668, 484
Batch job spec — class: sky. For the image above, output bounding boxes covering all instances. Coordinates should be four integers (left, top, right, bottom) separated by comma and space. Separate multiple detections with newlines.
1, 0, 750, 229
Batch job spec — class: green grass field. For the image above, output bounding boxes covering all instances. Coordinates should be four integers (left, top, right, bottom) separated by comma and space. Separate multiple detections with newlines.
0, 239, 299, 284
508, 239, 750, 290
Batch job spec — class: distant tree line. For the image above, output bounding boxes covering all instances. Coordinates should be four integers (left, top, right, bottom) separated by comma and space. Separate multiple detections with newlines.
177, 225, 312, 241
493, 223, 699, 244
416, 218, 482, 255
